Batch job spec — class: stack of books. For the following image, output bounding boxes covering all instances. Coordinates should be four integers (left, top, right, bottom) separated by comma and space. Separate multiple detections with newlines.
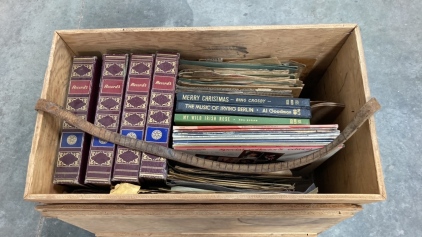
54, 53, 180, 186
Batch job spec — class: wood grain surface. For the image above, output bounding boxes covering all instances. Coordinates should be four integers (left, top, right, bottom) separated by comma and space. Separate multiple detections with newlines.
312, 27, 386, 197
37, 203, 361, 235
24, 32, 74, 198
25, 193, 385, 204
96, 234, 317, 237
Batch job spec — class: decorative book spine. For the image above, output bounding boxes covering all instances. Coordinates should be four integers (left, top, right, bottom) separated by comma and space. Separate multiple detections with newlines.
53, 56, 100, 185
173, 114, 310, 125
85, 54, 129, 185
175, 102, 312, 119
140, 53, 180, 182
176, 92, 310, 107
112, 54, 155, 183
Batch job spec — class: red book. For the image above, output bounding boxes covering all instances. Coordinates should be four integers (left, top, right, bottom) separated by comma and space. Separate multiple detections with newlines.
85, 54, 129, 185
112, 54, 155, 183
53, 56, 101, 185
140, 53, 180, 182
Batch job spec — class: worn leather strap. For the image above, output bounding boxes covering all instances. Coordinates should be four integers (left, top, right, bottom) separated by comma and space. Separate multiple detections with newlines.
35, 98, 380, 174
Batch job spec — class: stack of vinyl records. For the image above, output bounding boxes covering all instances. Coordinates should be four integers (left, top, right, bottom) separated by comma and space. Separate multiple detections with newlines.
172, 125, 343, 164
167, 57, 343, 193
177, 58, 305, 97
165, 165, 317, 194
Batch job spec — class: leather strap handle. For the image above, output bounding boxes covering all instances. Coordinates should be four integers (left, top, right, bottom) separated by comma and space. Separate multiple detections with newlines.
35, 98, 380, 174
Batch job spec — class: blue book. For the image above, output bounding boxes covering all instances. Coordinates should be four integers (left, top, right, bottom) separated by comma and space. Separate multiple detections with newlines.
175, 101, 312, 119
176, 92, 310, 107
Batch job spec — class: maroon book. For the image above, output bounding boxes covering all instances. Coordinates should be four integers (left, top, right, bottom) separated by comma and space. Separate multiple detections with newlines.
85, 54, 129, 185
112, 54, 155, 183
140, 53, 180, 182
53, 56, 101, 185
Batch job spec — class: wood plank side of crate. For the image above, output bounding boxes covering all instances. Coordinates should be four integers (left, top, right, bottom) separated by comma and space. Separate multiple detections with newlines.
313, 27, 386, 198
96, 234, 317, 237
26, 193, 384, 204
37, 204, 361, 236
24, 32, 75, 198
56, 24, 355, 80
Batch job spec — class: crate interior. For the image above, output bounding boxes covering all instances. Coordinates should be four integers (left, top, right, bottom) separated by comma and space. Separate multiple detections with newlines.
26, 26, 383, 200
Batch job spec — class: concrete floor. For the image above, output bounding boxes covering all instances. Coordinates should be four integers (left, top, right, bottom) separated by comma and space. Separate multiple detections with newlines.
0, 0, 421, 236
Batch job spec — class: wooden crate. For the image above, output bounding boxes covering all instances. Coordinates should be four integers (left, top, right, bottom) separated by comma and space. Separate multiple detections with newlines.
25, 25, 385, 236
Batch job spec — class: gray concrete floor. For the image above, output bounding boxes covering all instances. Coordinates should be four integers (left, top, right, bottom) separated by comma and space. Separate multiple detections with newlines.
0, 0, 420, 236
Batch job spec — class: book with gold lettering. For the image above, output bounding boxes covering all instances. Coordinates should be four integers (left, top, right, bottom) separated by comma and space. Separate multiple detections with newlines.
140, 53, 180, 182
85, 54, 129, 185
176, 92, 310, 107
175, 101, 311, 118
112, 54, 155, 184
53, 56, 101, 185
174, 114, 310, 125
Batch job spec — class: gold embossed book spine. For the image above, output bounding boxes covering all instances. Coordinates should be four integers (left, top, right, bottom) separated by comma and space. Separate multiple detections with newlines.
112, 54, 155, 184
85, 54, 129, 185
53, 56, 101, 185
140, 53, 180, 182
